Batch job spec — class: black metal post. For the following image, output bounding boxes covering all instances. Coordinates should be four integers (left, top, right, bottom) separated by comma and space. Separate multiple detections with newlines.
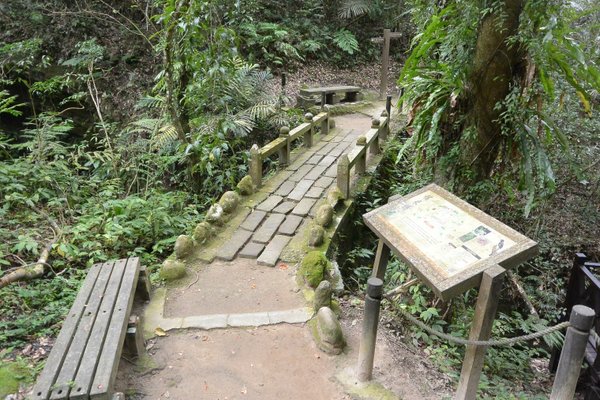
357, 277, 384, 381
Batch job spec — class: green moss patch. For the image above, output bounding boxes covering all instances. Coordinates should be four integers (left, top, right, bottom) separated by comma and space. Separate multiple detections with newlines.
299, 251, 330, 288
0, 362, 29, 398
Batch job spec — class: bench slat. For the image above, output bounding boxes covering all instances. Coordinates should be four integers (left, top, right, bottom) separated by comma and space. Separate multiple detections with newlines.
300, 86, 360, 95
70, 259, 128, 400
49, 262, 116, 400
90, 257, 140, 400
31, 263, 103, 400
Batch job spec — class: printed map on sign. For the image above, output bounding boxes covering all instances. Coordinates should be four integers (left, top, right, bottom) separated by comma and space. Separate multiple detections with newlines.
380, 191, 515, 277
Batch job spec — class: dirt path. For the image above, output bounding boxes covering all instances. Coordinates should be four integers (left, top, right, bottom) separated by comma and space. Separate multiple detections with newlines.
114, 109, 452, 400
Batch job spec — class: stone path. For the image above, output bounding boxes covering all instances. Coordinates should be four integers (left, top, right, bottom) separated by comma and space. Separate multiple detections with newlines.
215, 124, 367, 267
120, 109, 401, 400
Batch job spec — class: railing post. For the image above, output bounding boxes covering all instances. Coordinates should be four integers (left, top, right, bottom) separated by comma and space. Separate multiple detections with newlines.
550, 305, 595, 400
356, 136, 367, 174
321, 112, 330, 135
370, 118, 380, 155
250, 144, 262, 188
304, 113, 314, 148
337, 154, 350, 199
278, 126, 291, 166
386, 95, 392, 116
380, 110, 389, 142
357, 277, 384, 381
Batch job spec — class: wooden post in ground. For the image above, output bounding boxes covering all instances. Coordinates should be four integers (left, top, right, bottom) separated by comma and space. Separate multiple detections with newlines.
357, 277, 384, 381
550, 305, 595, 400
304, 113, 314, 148
337, 155, 350, 199
279, 126, 291, 166
370, 118, 380, 155
249, 144, 262, 187
372, 240, 390, 280
379, 29, 391, 99
386, 95, 392, 116
455, 265, 506, 400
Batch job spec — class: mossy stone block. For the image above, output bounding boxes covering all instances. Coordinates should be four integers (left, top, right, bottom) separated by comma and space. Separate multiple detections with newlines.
205, 203, 224, 225
237, 175, 254, 195
174, 234, 194, 259
308, 225, 325, 247
160, 259, 187, 281
327, 187, 344, 208
314, 280, 332, 312
315, 306, 345, 355
219, 191, 240, 214
300, 251, 329, 288
193, 221, 213, 243
315, 204, 334, 227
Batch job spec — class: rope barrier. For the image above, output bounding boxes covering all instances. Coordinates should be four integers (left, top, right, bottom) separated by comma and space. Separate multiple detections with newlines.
384, 296, 571, 347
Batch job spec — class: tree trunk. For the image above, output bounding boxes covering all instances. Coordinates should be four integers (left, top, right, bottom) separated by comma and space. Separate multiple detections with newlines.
453, 0, 526, 184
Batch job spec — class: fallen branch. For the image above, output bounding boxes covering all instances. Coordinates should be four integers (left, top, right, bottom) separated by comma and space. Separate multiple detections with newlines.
507, 270, 539, 318
0, 207, 62, 289
384, 278, 419, 299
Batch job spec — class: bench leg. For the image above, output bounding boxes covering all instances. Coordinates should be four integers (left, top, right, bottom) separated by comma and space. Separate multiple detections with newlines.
135, 266, 151, 301
124, 315, 145, 358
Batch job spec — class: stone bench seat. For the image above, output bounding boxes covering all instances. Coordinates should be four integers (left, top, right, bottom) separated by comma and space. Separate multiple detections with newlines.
297, 85, 362, 108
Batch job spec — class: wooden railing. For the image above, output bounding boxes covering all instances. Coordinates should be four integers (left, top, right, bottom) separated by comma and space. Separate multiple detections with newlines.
249, 111, 330, 187
336, 109, 390, 199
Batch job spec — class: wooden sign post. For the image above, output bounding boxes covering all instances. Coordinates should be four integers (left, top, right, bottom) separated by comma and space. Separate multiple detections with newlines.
356, 184, 538, 399
379, 29, 402, 99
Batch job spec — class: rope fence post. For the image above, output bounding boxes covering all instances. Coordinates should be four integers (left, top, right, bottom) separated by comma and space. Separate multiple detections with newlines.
304, 112, 314, 148
550, 305, 595, 400
279, 126, 290, 166
456, 264, 506, 400
249, 144, 262, 187
357, 277, 384, 381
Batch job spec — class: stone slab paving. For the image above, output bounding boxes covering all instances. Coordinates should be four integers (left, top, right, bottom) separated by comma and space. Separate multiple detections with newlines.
273, 200, 296, 214
216, 229, 253, 261
257, 195, 283, 212
288, 164, 313, 181
257, 234, 292, 266
287, 179, 314, 201
239, 241, 265, 258
240, 210, 267, 231
305, 165, 327, 180
278, 215, 303, 236
274, 181, 295, 196
315, 176, 335, 188
252, 213, 286, 243
306, 154, 323, 164
292, 198, 317, 217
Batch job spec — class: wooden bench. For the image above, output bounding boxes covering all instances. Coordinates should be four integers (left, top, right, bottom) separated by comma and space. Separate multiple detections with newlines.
30, 257, 150, 400
297, 85, 362, 108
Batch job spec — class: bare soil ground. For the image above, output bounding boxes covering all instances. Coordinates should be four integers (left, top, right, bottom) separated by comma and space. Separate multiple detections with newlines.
164, 259, 304, 317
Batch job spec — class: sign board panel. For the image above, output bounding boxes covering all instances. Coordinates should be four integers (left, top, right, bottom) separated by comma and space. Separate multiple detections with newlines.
363, 184, 538, 300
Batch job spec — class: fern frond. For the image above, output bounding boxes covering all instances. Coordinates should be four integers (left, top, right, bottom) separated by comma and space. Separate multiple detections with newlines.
151, 124, 178, 150
339, 0, 371, 19
333, 29, 359, 55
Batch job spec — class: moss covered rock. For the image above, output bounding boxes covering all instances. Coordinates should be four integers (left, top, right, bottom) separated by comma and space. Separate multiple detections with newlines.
327, 187, 344, 208
174, 235, 194, 259
300, 251, 329, 288
193, 221, 213, 243
315, 204, 334, 227
0, 362, 27, 398
308, 225, 325, 247
236, 175, 254, 195
314, 280, 332, 312
205, 203, 224, 225
219, 191, 240, 214
315, 306, 345, 355
160, 259, 186, 281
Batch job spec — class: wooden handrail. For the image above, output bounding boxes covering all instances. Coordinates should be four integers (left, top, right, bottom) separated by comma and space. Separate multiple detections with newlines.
337, 109, 391, 199
249, 111, 330, 187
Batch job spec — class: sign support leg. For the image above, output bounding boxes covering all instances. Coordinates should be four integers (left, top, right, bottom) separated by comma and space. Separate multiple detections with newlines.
455, 264, 506, 400
372, 239, 390, 280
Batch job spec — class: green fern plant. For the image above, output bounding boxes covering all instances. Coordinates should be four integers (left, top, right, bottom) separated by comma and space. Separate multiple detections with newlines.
333, 29, 359, 55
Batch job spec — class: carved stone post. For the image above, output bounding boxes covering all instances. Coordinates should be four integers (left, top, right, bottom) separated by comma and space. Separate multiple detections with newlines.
380, 111, 389, 142
337, 154, 350, 199
279, 126, 291, 166
356, 136, 367, 174
304, 113, 314, 148
370, 118, 381, 155
250, 144, 262, 187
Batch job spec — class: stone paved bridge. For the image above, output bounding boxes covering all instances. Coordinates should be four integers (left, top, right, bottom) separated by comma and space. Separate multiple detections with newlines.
119, 103, 404, 400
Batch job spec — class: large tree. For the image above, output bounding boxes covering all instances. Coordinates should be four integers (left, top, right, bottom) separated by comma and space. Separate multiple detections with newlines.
400, 0, 599, 208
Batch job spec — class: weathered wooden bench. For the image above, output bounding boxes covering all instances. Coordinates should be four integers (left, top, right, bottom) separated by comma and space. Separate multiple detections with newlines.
297, 85, 362, 108
30, 257, 150, 400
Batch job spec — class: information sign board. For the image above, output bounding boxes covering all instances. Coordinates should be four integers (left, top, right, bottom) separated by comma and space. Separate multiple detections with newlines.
363, 184, 538, 300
